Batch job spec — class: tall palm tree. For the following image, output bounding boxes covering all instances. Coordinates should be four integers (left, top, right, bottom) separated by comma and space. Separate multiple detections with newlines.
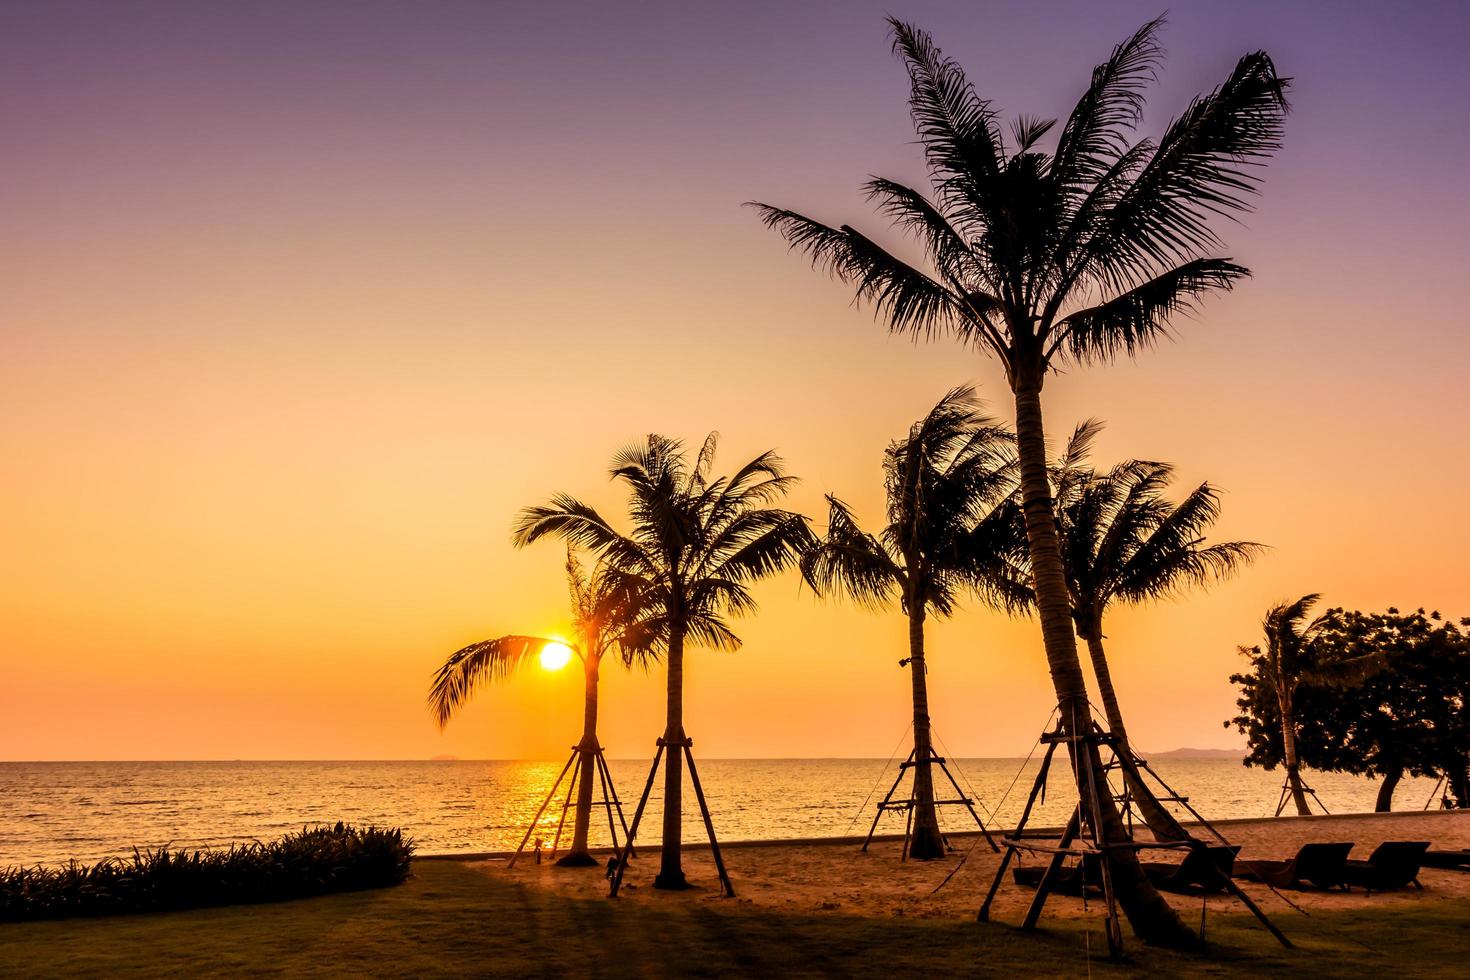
752, 16, 1287, 943
427, 551, 651, 866
802, 387, 1028, 859
1239, 594, 1379, 816
1052, 423, 1262, 836
513, 434, 812, 889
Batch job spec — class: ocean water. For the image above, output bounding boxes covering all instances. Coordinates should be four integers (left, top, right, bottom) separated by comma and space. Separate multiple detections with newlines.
1, 758, 1449, 868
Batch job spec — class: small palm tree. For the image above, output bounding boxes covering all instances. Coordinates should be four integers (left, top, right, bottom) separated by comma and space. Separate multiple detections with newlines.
1052, 423, 1262, 836
513, 434, 812, 890
1240, 594, 1380, 816
802, 386, 1028, 859
753, 16, 1287, 943
428, 551, 651, 865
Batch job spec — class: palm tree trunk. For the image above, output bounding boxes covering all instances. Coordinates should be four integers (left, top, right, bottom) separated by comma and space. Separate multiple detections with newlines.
1013, 383, 1192, 947
1373, 768, 1401, 813
1277, 688, 1310, 816
1081, 627, 1188, 841
557, 652, 601, 867
655, 625, 689, 889
906, 598, 946, 860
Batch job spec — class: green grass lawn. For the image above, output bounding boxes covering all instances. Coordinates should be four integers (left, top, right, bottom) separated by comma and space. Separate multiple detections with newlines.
3, 860, 1467, 978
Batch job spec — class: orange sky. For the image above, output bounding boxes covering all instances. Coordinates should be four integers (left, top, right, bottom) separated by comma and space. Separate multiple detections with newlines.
4, 1, 1469, 760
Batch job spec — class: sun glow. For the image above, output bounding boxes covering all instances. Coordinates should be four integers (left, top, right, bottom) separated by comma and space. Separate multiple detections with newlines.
539, 642, 574, 672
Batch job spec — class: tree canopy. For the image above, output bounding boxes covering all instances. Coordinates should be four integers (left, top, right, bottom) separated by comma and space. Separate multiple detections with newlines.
1227, 606, 1470, 810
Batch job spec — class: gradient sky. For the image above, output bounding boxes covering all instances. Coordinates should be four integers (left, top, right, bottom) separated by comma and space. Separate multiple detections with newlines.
4, 0, 1469, 761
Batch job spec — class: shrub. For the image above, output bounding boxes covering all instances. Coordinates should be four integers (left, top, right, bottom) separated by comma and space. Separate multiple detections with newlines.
0, 822, 413, 921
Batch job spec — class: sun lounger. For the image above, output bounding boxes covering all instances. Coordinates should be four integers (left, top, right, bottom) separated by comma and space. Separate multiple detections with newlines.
1233, 842, 1353, 890
1141, 844, 1240, 895
1341, 841, 1429, 891
1012, 852, 1104, 896
1420, 848, 1470, 871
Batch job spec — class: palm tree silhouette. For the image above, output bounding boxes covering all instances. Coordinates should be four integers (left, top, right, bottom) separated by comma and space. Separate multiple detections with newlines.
752, 16, 1287, 943
513, 433, 812, 890
428, 551, 652, 866
1052, 422, 1262, 836
1240, 595, 1379, 816
803, 386, 1027, 859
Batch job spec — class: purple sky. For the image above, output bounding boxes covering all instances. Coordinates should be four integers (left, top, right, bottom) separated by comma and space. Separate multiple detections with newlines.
4, 1, 1469, 760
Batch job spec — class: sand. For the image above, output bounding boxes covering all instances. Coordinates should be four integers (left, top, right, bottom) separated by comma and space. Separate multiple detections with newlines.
468, 810, 1470, 928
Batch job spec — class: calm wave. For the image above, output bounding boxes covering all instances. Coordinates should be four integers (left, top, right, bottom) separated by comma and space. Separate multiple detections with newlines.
1, 759, 1447, 868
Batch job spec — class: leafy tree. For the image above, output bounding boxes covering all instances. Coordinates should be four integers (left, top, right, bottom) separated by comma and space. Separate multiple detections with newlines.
1052, 423, 1261, 837
753, 15, 1287, 944
428, 551, 653, 865
513, 434, 812, 889
801, 386, 1028, 858
1229, 607, 1470, 810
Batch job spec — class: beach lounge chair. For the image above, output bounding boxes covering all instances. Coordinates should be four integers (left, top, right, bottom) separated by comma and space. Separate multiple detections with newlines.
1012, 852, 1105, 896
1420, 848, 1470, 871
1233, 842, 1353, 890
1341, 841, 1429, 891
1140, 844, 1240, 895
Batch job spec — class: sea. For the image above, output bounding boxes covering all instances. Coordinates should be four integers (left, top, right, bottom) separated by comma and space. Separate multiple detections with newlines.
1, 758, 1449, 868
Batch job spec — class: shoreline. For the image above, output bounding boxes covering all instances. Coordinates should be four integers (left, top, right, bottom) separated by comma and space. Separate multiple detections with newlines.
418, 807, 1469, 861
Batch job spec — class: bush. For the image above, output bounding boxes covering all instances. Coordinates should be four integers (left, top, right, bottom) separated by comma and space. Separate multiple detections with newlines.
0, 822, 413, 921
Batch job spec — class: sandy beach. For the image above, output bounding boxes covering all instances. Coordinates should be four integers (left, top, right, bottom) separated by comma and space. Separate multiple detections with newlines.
471, 811, 1470, 926
8, 812, 1469, 978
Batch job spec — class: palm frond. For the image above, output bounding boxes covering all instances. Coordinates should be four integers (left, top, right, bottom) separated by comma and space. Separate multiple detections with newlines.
427, 636, 560, 729
1051, 17, 1165, 205
862, 177, 995, 297
1075, 51, 1289, 292
1050, 258, 1249, 363
748, 204, 966, 344
888, 17, 1006, 212
683, 613, 744, 652
801, 496, 904, 610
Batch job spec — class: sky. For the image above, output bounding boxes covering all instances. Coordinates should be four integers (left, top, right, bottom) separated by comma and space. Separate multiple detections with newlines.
3, 0, 1469, 761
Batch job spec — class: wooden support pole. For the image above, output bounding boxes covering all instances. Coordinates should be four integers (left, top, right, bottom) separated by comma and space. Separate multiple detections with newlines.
979, 741, 1057, 922
608, 742, 664, 897
508, 749, 577, 869
599, 751, 637, 859
1021, 808, 1081, 931
863, 750, 914, 852
936, 756, 997, 852
593, 748, 622, 855
549, 754, 581, 860
684, 743, 735, 898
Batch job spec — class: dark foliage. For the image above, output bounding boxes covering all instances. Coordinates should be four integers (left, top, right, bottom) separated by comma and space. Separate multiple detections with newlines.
0, 823, 413, 921
1227, 607, 1470, 807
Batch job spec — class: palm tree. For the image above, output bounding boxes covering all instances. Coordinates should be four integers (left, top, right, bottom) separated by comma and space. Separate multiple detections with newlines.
427, 551, 651, 866
752, 16, 1287, 944
1052, 423, 1262, 836
1239, 594, 1379, 816
512, 434, 812, 890
802, 387, 1028, 859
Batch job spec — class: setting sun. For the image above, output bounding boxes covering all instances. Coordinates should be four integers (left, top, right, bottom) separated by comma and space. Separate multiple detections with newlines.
538, 642, 574, 672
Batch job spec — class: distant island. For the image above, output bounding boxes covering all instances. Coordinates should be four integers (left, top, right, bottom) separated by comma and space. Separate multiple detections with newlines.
430, 754, 459, 762
1150, 747, 1245, 761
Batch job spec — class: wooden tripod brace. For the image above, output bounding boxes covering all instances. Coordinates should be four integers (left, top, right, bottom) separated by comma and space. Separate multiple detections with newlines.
861, 745, 998, 857
507, 743, 635, 869
607, 735, 735, 898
